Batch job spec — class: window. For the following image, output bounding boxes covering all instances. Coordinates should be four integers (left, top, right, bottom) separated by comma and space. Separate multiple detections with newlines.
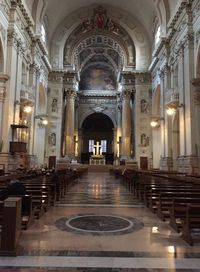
155, 26, 161, 46
101, 140, 107, 153
41, 24, 46, 44
89, 140, 94, 152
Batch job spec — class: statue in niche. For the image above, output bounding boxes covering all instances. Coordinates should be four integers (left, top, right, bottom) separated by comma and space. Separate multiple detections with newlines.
49, 133, 56, 146
141, 99, 148, 114
141, 133, 149, 147
51, 98, 58, 112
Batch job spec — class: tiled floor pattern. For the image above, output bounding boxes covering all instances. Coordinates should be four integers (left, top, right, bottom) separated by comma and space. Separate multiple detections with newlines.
1, 171, 200, 271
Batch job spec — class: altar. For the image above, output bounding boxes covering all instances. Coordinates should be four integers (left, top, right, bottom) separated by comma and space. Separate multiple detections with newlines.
89, 141, 106, 165
90, 155, 105, 165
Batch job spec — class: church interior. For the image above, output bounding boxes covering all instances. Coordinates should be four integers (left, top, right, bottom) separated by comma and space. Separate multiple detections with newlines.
0, 0, 200, 271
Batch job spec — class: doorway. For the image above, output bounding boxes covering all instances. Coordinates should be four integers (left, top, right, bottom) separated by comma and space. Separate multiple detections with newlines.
81, 113, 114, 164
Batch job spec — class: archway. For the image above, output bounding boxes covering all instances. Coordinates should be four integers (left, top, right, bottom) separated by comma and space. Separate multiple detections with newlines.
81, 113, 114, 164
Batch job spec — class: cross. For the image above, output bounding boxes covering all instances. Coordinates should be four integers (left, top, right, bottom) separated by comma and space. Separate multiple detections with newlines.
93, 141, 102, 155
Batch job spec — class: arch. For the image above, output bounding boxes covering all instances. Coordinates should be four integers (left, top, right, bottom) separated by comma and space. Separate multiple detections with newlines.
79, 109, 117, 129
0, 35, 5, 73
32, 0, 47, 34
64, 24, 135, 71
50, 4, 151, 71
82, 113, 114, 130
81, 112, 114, 163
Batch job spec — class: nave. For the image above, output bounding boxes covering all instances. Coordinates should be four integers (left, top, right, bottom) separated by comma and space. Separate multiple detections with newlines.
1, 171, 200, 271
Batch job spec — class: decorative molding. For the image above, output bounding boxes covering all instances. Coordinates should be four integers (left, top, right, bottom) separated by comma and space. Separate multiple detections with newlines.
91, 105, 107, 113
49, 71, 64, 83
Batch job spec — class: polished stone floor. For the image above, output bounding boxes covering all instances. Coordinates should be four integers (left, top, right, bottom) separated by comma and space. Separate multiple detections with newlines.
1, 171, 200, 271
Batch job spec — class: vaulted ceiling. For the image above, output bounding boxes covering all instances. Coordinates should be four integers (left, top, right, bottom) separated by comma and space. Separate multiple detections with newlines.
25, 0, 181, 43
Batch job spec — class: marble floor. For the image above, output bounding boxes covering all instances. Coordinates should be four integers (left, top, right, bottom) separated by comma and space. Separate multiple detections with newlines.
1, 171, 200, 271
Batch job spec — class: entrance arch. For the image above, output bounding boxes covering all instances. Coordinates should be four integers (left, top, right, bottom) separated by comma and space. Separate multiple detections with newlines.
81, 113, 114, 164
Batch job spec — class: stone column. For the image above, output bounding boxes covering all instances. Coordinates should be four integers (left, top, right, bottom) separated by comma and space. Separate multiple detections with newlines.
78, 129, 82, 161
64, 89, 76, 159
113, 128, 118, 161
134, 72, 151, 168
0, 74, 9, 150
121, 90, 132, 160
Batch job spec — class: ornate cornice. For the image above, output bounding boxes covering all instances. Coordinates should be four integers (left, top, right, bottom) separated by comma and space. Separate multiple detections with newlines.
49, 71, 64, 83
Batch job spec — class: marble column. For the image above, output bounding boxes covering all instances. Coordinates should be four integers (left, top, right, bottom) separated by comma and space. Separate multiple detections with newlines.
121, 90, 132, 159
0, 74, 9, 150
64, 89, 76, 159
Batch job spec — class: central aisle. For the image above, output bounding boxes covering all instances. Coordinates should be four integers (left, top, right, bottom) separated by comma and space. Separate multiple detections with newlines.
1, 171, 200, 271
58, 172, 141, 206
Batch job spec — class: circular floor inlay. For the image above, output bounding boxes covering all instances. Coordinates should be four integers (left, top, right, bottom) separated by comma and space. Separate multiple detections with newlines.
55, 214, 144, 236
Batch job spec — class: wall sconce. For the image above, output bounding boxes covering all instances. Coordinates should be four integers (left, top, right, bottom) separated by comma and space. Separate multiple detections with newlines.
150, 120, 159, 127
23, 105, 32, 113
150, 117, 164, 128
35, 115, 48, 128
166, 103, 184, 116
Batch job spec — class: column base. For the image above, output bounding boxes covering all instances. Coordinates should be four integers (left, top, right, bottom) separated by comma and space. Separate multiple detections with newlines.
177, 156, 200, 174
160, 157, 173, 171
0, 153, 38, 172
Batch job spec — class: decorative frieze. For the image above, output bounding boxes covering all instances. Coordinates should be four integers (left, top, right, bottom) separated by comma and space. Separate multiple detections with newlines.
48, 71, 64, 84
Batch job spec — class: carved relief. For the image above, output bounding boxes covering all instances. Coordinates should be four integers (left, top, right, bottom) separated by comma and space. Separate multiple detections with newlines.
51, 98, 58, 112
140, 133, 149, 147
49, 133, 56, 146
140, 99, 149, 114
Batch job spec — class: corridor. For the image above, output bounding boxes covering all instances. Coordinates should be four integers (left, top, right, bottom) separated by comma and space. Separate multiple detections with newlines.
1, 171, 200, 271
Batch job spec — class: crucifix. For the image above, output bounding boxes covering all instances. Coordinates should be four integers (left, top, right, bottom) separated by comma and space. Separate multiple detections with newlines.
93, 141, 102, 155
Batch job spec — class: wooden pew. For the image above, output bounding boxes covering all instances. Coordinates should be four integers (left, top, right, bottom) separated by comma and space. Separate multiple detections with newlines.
181, 204, 200, 245
169, 198, 200, 232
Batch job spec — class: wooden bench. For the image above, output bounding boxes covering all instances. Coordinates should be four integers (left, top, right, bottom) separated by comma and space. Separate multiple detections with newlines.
169, 198, 200, 232
181, 204, 200, 245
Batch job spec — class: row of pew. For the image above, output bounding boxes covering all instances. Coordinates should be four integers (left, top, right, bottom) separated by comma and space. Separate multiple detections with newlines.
112, 167, 200, 246
0, 166, 88, 255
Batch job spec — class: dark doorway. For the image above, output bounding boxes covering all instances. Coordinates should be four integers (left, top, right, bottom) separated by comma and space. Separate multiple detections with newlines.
81, 113, 114, 164
140, 157, 148, 170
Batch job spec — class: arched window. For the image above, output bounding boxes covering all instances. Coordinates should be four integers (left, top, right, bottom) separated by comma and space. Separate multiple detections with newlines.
155, 26, 161, 47
41, 24, 46, 44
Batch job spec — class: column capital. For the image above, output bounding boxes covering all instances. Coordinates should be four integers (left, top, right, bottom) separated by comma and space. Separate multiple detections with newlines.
65, 89, 76, 100
0, 74, 9, 83
191, 78, 200, 88
122, 90, 132, 100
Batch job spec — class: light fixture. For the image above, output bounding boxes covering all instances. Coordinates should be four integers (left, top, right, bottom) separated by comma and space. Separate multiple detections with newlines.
166, 106, 176, 116
150, 116, 164, 128
150, 120, 159, 127
23, 105, 32, 113
166, 103, 184, 116
41, 119, 48, 126
35, 115, 48, 128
